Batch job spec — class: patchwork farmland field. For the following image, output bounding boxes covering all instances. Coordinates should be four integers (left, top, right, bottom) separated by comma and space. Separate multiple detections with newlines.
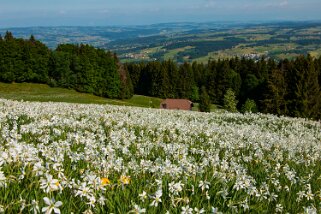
2, 22, 321, 63
0, 99, 321, 213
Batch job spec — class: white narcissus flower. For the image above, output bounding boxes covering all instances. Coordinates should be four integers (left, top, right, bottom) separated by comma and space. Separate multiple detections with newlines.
199, 180, 210, 192
98, 195, 106, 206
86, 196, 96, 208
194, 207, 205, 214
82, 209, 94, 214
169, 181, 185, 196
0, 204, 5, 213
139, 191, 148, 202
128, 204, 146, 213
211, 207, 223, 214
40, 174, 60, 193
1, 92, 321, 213
181, 205, 193, 214
30, 199, 40, 214
275, 204, 283, 213
150, 189, 162, 207
0, 170, 7, 188
75, 182, 93, 198
41, 197, 62, 214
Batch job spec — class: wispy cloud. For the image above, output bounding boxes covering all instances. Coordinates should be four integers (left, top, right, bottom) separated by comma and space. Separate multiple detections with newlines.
204, 0, 217, 8
59, 10, 66, 15
99, 9, 110, 14
279, 0, 289, 7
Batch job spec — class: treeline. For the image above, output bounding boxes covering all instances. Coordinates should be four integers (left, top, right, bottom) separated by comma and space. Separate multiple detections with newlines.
126, 56, 321, 119
0, 32, 320, 119
0, 32, 133, 99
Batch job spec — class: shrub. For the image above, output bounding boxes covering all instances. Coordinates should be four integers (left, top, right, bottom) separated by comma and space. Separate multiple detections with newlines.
241, 99, 258, 113
223, 88, 238, 112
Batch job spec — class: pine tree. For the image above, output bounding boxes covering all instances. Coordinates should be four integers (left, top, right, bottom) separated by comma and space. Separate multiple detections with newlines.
164, 60, 177, 98
206, 60, 217, 103
119, 64, 134, 99
29, 35, 36, 43
262, 68, 287, 115
224, 88, 238, 112
190, 85, 199, 102
178, 62, 195, 99
283, 55, 320, 119
199, 86, 211, 112
215, 60, 230, 105
4, 31, 14, 41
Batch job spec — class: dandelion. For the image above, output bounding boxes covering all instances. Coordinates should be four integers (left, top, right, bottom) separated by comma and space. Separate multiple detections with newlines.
41, 197, 62, 214
101, 177, 111, 186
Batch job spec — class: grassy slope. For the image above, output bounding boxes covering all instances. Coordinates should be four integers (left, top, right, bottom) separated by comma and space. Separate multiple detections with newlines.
0, 82, 221, 111
0, 82, 162, 108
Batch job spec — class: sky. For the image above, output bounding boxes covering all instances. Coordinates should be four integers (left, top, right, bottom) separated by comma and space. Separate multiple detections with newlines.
0, 0, 321, 27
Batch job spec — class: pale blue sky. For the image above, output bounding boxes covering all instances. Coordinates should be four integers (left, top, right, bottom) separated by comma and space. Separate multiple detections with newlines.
0, 0, 321, 27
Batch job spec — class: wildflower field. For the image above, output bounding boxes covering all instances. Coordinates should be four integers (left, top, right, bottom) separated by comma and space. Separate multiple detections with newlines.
0, 99, 321, 213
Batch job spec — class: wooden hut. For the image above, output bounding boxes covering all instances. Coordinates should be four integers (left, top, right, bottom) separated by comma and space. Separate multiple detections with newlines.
160, 99, 193, 111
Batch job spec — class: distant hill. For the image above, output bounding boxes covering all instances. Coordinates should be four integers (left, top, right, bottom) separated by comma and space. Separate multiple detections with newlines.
1, 21, 321, 62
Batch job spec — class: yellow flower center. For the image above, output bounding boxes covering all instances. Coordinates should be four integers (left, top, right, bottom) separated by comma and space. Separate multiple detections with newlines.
120, 175, 131, 185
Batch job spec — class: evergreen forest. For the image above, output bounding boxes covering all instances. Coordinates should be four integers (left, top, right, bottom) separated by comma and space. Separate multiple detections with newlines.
0, 32, 133, 99
125, 55, 321, 119
0, 32, 320, 119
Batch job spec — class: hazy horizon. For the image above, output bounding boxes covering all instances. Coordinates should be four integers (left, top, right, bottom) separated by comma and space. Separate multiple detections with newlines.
0, 0, 321, 28
1, 0, 321, 28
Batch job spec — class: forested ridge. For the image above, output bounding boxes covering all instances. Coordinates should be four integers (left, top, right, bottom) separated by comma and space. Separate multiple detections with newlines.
0, 32, 133, 99
0, 32, 320, 119
126, 54, 321, 119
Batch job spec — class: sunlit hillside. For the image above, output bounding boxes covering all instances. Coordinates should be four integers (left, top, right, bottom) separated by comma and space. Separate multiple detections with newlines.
0, 99, 320, 213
